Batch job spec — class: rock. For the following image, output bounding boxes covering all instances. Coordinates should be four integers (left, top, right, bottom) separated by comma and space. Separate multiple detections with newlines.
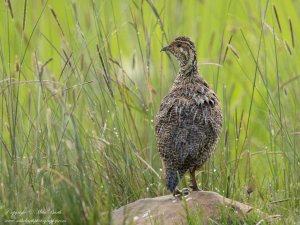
112, 191, 256, 225
112, 191, 253, 225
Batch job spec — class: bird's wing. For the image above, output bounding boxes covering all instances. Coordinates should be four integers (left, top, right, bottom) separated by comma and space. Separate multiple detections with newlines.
154, 89, 219, 168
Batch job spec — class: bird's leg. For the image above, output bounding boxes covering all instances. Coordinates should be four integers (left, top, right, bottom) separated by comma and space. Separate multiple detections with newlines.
189, 167, 200, 191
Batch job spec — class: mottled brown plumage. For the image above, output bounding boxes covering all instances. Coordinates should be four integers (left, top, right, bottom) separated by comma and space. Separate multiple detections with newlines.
155, 36, 222, 196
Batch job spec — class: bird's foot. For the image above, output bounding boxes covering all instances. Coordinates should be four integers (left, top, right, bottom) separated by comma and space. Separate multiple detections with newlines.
181, 187, 191, 195
173, 188, 191, 198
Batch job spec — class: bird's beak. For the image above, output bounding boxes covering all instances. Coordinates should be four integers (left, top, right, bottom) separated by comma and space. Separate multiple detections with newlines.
160, 45, 169, 52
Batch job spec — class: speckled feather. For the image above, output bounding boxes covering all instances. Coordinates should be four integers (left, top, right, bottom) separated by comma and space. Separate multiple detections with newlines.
155, 36, 222, 192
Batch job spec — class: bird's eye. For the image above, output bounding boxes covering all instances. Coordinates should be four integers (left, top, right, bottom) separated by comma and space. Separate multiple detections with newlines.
176, 44, 181, 48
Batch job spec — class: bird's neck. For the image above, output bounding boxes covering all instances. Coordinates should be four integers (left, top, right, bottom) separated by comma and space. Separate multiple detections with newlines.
179, 55, 198, 77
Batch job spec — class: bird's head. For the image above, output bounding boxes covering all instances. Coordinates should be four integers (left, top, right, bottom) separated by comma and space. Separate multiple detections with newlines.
161, 36, 197, 73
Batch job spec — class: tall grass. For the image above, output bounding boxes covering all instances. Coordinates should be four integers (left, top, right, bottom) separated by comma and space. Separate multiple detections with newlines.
0, 0, 299, 224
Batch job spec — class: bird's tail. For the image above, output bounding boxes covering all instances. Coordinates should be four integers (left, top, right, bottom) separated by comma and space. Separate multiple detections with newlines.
166, 169, 181, 192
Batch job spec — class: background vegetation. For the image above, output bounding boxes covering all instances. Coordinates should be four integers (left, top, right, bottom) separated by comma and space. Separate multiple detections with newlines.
0, 0, 299, 224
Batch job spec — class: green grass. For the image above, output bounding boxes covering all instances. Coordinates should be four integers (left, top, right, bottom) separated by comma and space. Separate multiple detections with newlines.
0, 0, 299, 224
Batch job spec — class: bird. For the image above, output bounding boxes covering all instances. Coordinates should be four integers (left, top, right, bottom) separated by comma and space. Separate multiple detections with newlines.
154, 36, 222, 196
